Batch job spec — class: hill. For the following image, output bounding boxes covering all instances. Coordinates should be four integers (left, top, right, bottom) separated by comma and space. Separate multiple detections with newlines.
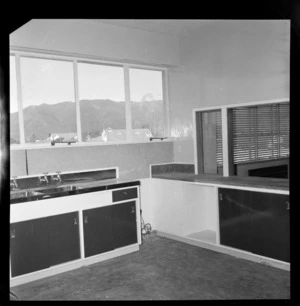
10, 99, 164, 143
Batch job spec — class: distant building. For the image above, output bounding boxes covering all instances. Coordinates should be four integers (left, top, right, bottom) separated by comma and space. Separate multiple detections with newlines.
50, 133, 78, 143
101, 128, 152, 142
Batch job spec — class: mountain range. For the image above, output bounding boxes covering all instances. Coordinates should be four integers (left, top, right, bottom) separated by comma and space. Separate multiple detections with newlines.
10, 99, 164, 143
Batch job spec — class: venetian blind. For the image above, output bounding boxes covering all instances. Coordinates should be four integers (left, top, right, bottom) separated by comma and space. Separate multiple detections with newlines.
216, 111, 223, 166
232, 103, 289, 164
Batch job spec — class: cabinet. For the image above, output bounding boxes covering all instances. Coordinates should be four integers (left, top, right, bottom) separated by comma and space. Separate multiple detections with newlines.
83, 201, 138, 257
47, 212, 81, 266
83, 205, 115, 257
10, 212, 80, 277
219, 188, 290, 262
218, 188, 253, 253
250, 192, 290, 262
113, 201, 137, 249
10, 218, 49, 277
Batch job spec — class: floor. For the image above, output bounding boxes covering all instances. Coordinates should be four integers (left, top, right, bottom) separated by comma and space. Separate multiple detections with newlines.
11, 234, 290, 300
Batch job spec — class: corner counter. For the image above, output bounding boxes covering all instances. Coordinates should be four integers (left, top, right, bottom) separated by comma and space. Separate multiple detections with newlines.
149, 164, 290, 270
151, 172, 289, 194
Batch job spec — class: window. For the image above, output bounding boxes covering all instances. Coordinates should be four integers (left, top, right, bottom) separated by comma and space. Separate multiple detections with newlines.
9, 51, 168, 146
10, 55, 20, 145
232, 103, 289, 164
78, 63, 126, 142
129, 68, 165, 138
20, 57, 76, 144
196, 109, 223, 175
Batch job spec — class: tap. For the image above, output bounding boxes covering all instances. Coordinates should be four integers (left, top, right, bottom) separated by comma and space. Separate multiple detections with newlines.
10, 176, 18, 189
51, 171, 62, 182
39, 172, 49, 184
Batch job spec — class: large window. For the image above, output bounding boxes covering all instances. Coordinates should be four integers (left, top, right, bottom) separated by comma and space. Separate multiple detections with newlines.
9, 52, 168, 146
10, 55, 20, 145
195, 101, 289, 178
78, 63, 126, 142
129, 68, 165, 137
20, 57, 76, 144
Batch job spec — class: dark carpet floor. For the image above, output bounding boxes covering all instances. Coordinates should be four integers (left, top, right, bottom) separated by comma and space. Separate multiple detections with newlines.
11, 234, 290, 300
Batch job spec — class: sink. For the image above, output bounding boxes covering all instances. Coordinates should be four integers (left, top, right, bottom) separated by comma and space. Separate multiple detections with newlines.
38, 185, 81, 194
10, 185, 83, 201
10, 190, 44, 200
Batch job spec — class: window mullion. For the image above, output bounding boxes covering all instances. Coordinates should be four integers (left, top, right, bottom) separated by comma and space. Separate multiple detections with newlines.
221, 107, 229, 176
73, 60, 82, 142
162, 70, 170, 137
124, 65, 132, 141
15, 54, 25, 145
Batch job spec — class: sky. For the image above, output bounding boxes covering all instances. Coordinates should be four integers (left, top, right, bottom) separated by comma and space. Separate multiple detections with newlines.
10, 56, 163, 113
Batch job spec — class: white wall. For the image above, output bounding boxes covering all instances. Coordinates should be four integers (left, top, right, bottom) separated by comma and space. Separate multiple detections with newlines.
10, 19, 180, 66
169, 20, 290, 162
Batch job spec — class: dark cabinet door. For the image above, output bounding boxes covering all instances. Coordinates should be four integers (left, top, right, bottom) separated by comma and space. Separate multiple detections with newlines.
83, 206, 114, 257
113, 201, 137, 249
219, 188, 253, 253
48, 212, 81, 266
10, 218, 49, 277
251, 192, 290, 262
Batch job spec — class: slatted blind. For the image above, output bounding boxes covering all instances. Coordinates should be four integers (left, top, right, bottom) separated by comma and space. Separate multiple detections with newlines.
216, 111, 223, 166
232, 103, 289, 164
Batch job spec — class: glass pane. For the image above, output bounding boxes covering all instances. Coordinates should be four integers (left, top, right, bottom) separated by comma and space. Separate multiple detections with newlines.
78, 63, 126, 142
10, 55, 20, 145
129, 68, 164, 139
196, 110, 222, 175
20, 57, 76, 144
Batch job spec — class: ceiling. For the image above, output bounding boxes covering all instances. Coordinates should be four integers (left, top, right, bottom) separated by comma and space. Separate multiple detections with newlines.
91, 19, 215, 37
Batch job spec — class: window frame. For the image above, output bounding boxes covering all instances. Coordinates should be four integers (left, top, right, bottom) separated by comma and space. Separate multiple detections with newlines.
9, 49, 170, 148
193, 98, 289, 177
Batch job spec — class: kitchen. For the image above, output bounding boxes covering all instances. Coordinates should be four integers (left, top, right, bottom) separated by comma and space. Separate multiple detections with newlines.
7, 18, 290, 300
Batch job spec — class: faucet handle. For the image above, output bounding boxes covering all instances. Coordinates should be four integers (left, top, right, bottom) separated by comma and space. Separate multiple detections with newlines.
43, 172, 49, 176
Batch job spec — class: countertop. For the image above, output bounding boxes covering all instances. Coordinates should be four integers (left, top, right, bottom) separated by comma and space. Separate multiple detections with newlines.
10, 178, 140, 204
152, 172, 289, 192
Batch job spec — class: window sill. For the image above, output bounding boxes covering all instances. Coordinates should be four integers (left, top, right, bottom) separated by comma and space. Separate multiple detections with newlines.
10, 139, 174, 150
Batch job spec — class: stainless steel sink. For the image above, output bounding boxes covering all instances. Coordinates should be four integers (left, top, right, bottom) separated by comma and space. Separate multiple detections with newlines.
10, 185, 83, 200
10, 190, 44, 200
38, 185, 81, 194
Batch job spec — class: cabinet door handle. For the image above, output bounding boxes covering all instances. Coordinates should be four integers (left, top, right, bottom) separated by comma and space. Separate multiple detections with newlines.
84, 216, 88, 223
74, 217, 78, 225
131, 206, 135, 214
10, 229, 15, 239
285, 201, 290, 210
124, 191, 128, 195
219, 193, 223, 201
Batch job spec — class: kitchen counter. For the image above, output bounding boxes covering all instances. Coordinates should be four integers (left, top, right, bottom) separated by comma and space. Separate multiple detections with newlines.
10, 178, 140, 204
152, 172, 289, 192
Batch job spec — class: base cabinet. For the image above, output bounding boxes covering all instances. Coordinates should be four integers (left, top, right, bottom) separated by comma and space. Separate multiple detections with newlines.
218, 189, 253, 253
48, 212, 81, 266
10, 212, 80, 277
250, 192, 290, 262
83, 206, 115, 257
10, 218, 49, 277
113, 201, 137, 249
219, 188, 289, 262
83, 201, 137, 257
